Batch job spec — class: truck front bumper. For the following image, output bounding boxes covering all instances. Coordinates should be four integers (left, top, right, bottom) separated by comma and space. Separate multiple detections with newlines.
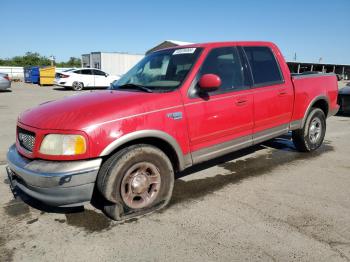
6, 144, 102, 207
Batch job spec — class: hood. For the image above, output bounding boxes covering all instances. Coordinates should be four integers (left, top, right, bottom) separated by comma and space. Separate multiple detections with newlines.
19, 90, 181, 131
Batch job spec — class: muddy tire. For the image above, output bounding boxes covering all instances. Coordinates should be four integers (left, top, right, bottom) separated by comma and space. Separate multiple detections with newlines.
292, 108, 326, 152
97, 144, 174, 221
72, 81, 84, 91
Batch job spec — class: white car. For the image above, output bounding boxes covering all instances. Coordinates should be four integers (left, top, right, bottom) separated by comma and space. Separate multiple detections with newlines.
54, 68, 120, 91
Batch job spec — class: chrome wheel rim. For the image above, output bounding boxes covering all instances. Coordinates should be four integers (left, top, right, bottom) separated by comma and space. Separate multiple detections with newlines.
121, 162, 161, 209
309, 117, 322, 144
73, 82, 83, 90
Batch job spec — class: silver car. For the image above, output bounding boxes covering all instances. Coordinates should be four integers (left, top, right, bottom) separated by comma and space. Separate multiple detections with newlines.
0, 73, 11, 90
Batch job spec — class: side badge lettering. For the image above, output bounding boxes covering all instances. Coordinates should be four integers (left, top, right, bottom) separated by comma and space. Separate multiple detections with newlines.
167, 112, 183, 120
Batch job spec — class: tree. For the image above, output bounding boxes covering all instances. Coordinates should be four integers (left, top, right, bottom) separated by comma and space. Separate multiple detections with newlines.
55, 57, 81, 68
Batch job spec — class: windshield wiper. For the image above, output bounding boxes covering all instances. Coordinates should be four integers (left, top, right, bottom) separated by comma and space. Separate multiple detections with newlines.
117, 83, 153, 93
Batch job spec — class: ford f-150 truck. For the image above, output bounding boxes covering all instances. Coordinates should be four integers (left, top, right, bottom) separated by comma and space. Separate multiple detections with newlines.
6, 42, 339, 220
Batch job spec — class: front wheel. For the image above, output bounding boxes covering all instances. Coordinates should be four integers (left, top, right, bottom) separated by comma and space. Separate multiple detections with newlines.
292, 108, 326, 152
97, 144, 174, 221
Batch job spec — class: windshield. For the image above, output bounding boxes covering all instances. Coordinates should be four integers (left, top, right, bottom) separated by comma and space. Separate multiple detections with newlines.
111, 47, 202, 92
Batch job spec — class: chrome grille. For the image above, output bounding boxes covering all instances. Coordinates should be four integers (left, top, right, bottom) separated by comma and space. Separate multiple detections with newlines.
17, 127, 36, 152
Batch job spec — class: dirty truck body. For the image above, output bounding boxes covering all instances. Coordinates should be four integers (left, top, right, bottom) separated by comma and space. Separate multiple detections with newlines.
7, 41, 339, 220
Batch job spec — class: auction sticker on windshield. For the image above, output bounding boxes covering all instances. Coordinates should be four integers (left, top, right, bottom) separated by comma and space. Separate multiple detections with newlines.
173, 48, 196, 55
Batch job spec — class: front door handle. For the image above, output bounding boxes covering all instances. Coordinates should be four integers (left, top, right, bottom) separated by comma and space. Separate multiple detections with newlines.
278, 88, 288, 96
235, 97, 248, 106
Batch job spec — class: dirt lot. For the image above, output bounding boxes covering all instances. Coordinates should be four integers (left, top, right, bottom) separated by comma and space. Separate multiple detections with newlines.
1, 82, 350, 261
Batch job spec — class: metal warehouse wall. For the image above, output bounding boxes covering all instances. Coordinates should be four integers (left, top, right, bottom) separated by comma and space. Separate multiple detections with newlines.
101, 53, 144, 76
91, 53, 102, 70
81, 54, 90, 67
0, 66, 23, 78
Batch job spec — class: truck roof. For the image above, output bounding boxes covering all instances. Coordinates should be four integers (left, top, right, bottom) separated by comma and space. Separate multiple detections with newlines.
155, 41, 277, 52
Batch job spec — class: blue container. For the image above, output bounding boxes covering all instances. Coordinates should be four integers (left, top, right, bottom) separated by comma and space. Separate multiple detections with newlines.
24, 66, 40, 84
24, 67, 32, 83
31, 66, 39, 84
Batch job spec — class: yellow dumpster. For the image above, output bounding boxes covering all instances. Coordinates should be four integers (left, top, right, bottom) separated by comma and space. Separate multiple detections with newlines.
39, 66, 55, 85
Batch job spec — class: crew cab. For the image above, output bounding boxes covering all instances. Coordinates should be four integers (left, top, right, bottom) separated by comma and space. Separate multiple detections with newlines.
6, 42, 339, 220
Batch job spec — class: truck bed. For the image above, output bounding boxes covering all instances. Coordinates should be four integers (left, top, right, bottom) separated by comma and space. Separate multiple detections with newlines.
291, 73, 339, 122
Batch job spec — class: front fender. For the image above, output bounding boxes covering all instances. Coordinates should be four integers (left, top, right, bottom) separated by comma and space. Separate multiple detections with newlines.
99, 129, 192, 171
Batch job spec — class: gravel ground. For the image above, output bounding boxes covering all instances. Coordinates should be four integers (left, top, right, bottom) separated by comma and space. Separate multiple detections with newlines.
0, 82, 350, 261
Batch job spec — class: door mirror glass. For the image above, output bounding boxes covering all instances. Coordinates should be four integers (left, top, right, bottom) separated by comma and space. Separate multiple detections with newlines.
198, 74, 221, 91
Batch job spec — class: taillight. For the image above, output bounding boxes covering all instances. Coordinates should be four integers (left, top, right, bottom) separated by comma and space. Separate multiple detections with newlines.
4, 75, 10, 81
60, 74, 69, 78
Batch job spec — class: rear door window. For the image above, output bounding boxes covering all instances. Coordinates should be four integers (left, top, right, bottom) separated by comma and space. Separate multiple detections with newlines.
243, 46, 283, 86
92, 69, 106, 76
81, 69, 93, 75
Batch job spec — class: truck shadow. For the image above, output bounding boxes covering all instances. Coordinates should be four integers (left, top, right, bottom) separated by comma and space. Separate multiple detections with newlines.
170, 134, 333, 206
175, 133, 297, 180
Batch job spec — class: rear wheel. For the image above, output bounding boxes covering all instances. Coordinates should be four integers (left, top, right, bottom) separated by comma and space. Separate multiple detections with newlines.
97, 144, 174, 221
292, 108, 326, 152
72, 81, 84, 91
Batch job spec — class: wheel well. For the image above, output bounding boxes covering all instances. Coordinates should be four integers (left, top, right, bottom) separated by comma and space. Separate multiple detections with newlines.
104, 137, 180, 172
312, 99, 329, 117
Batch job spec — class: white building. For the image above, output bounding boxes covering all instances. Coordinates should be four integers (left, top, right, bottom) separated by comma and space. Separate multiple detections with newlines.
81, 52, 144, 76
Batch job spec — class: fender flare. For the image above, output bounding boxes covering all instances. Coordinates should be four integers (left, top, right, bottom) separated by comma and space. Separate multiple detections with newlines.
301, 95, 329, 127
99, 130, 191, 171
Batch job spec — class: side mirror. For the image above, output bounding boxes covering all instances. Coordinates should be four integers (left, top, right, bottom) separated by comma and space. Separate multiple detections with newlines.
198, 74, 221, 91
105, 73, 109, 77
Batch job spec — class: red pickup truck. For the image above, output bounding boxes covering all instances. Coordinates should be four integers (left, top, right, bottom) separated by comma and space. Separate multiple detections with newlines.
7, 42, 339, 220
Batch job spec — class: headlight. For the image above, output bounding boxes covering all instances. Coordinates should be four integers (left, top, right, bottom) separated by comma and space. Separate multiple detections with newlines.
39, 134, 86, 155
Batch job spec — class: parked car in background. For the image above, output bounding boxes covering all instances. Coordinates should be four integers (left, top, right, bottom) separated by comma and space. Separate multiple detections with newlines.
0, 73, 11, 90
338, 84, 350, 114
54, 68, 120, 91
6, 41, 339, 221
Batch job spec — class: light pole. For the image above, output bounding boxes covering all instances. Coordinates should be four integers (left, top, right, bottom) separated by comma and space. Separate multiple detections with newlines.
49, 55, 55, 66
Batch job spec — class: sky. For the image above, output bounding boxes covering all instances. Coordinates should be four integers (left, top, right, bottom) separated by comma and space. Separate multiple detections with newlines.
1, 0, 349, 64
